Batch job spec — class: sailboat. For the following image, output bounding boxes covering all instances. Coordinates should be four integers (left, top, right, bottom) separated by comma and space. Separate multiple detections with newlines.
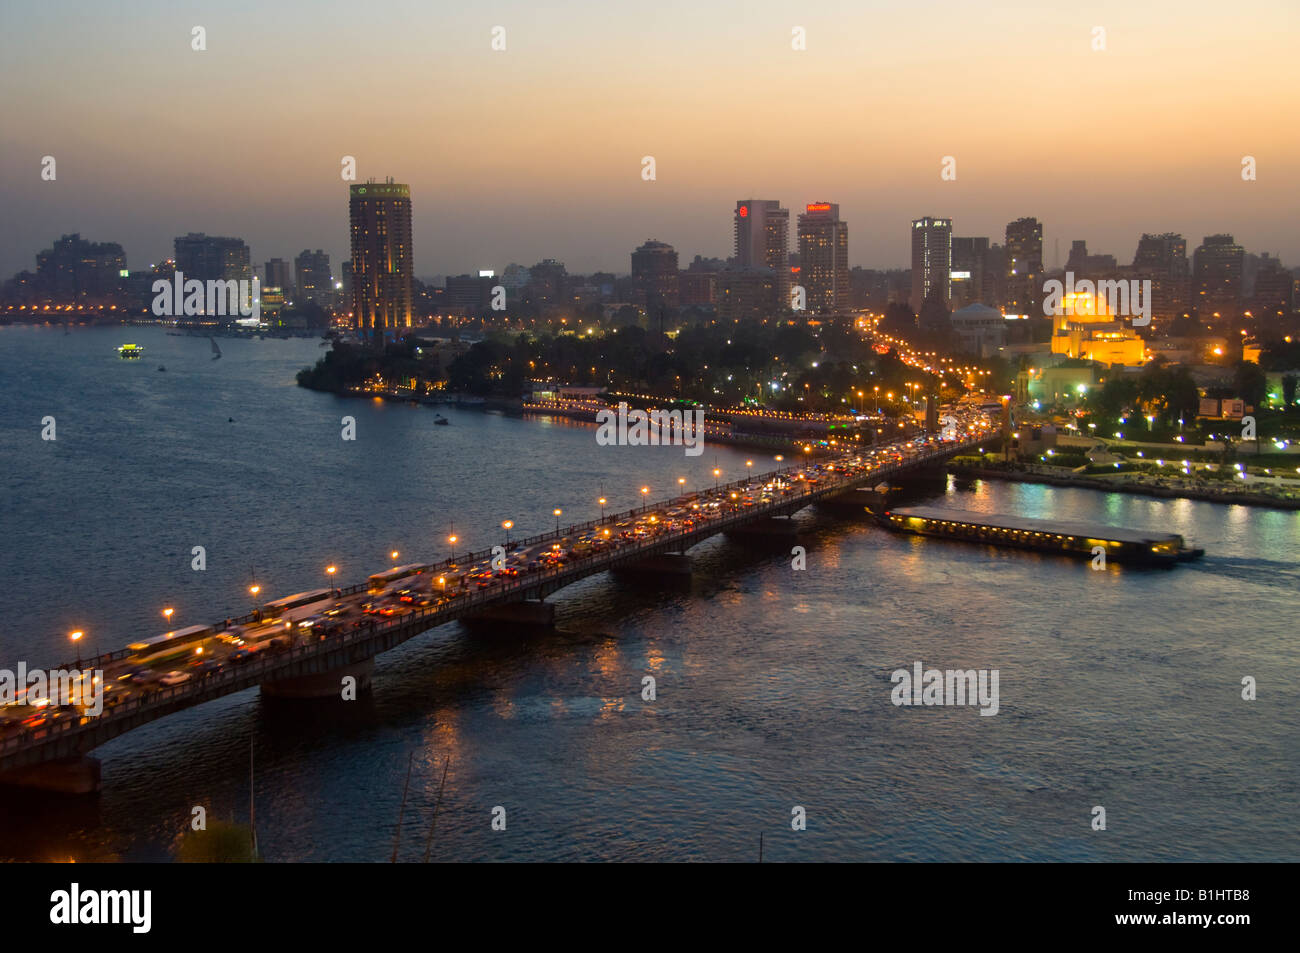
210, 337, 222, 360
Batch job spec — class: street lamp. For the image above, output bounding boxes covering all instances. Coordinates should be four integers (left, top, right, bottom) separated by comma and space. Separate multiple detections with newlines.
598, 497, 607, 521
502, 520, 513, 546
713, 467, 721, 490
553, 509, 562, 534
677, 477, 686, 496
448, 534, 458, 563
390, 550, 400, 562
641, 486, 649, 512
162, 607, 174, 628
326, 564, 337, 596
70, 630, 84, 667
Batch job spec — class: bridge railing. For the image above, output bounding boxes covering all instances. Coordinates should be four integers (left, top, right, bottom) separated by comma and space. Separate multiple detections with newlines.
4, 430, 992, 756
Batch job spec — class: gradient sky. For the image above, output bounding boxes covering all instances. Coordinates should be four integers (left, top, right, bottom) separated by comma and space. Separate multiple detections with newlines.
2, 0, 1297, 280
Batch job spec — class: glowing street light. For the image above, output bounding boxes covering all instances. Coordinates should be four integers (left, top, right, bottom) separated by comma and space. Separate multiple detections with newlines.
598, 497, 607, 520
70, 630, 84, 668
713, 467, 721, 490
553, 509, 562, 534
390, 550, 400, 562
641, 486, 649, 512
502, 520, 513, 546
448, 534, 458, 563
162, 607, 174, 627
326, 564, 338, 596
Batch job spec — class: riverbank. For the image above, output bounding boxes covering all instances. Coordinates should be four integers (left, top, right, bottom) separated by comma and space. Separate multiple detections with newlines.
949, 461, 1300, 510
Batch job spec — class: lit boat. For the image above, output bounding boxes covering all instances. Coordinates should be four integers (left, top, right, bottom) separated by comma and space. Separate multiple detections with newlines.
117, 344, 145, 359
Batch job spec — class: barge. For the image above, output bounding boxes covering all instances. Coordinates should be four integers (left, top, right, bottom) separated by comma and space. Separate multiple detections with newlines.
876, 505, 1204, 565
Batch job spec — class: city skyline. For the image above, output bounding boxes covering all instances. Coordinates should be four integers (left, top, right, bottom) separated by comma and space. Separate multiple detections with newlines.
2, 1, 1298, 278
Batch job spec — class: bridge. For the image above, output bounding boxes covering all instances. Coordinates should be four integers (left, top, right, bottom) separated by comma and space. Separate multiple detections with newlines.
0, 425, 994, 792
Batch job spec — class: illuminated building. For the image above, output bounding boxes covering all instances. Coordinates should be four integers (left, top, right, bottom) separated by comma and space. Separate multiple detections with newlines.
911, 216, 952, 308
1048, 290, 1146, 365
1192, 234, 1244, 319
734, 200, 790, 305
1004, 217, 1043, 320
295, 249, 332, 305
349, 179, 414, 334
797, 202, 849, 313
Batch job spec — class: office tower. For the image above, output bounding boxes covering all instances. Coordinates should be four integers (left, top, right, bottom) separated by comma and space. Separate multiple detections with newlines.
734, 199, 790, 304
911, 217, 952, 308
173, 233, 251, 283
295, 249, 332, 304
349, 179, 414, 333
631, 240, 680, 310
1004, 217, 1044, 318
1131, 233, 1189, 323
526, 259, 566, 305
264, 258, 292, 296
949, 236, 989, 310
1251, 253, 1294, 322
797, 202, 849, 313
445, 274, 498, 316
1192, 234, 1244, 319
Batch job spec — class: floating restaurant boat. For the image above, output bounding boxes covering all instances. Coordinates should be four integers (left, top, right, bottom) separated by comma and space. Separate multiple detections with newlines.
875, 505, 1204, 565
116, 344, 144, 359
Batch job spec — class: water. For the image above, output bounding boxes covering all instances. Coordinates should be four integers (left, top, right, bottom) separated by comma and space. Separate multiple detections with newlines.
1, 324, 1296, 862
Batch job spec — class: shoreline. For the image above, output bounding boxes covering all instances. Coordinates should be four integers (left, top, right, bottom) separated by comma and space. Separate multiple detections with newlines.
949, 463, 1300, 510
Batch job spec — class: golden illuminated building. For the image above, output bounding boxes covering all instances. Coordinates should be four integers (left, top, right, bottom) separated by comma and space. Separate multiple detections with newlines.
1049, 291, 1146, 366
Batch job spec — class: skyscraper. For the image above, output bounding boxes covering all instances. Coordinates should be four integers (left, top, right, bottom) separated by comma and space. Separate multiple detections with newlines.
294, 249, 332, 304
911, 217, 953, 309
797, 202, 848, 313
1004, 217, 1044, 319
173, 233, 251, 283
1192, 234, 1245, 319
349, 179, 414, 334
949, 236, 989, 310
264, 258, 292, 295
1132, 233, 1189, 323
631, 239, 679, 310
734, 199, 790, 304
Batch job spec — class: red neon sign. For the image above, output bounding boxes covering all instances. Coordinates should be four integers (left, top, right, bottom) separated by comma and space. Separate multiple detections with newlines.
738, 205, 748, 218
806, 203, 831, 212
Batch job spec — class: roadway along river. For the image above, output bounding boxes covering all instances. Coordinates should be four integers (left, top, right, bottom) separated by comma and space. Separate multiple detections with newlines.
1, 324, 1296, 861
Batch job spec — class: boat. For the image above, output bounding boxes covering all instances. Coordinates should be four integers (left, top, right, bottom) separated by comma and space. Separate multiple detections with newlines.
434, 414, 450, 426
117, 344, 144, 359
874, 505, 1204, 566
210, 337, 222, 360
158, 365, 166, 372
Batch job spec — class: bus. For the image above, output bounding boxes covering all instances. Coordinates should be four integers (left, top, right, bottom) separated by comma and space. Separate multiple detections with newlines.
367, 563, 431, 595
128, 624, 217, 666
262, 588, 335, 624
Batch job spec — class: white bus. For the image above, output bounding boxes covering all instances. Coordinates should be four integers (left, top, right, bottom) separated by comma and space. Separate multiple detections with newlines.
262, 588, 335, 624
128, 624, 217, 665
367, 563, 431, 594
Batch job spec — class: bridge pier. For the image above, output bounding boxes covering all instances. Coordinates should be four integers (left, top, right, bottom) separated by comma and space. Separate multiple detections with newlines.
262, 658, 374, 700
0, 755, 101, 795
464, 599, 556, 629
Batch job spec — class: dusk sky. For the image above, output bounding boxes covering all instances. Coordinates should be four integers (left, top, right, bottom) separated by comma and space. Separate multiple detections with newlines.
2, 0, 1297, 279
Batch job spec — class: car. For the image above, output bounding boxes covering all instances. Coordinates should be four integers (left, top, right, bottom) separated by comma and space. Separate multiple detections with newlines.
159, 671, 191, 687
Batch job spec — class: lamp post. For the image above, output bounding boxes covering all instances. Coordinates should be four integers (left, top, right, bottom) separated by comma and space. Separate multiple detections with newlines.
640, 486, 649, 512
448, 534, 458, 564
502, 520, 513, 547
390, 550, 400, 563
598, 497, 606, 521
162, 607, 174, 629
70, 630, 84, 669
713, 467, 721, 491
326, 564, 337, 597
553, 509, 562, 535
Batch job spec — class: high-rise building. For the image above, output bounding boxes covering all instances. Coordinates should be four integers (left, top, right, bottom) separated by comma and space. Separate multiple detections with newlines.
631, 239, 680, 310
734, 199, 790, 304
1005, 217, 1044, 319
264, 258, 292, 296
797, 202, 849, 313
911, 217, 953, 308
1132, 233, 1189, 323
526, 259, 566, 305
1193, 234, 1245, 319
949, 236, 989, 310
1250, 253, 1294, 322
294, 249, 332, 305
173, 233, 251, 283
33, 233, 126, 304
349, 179, 414, 333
